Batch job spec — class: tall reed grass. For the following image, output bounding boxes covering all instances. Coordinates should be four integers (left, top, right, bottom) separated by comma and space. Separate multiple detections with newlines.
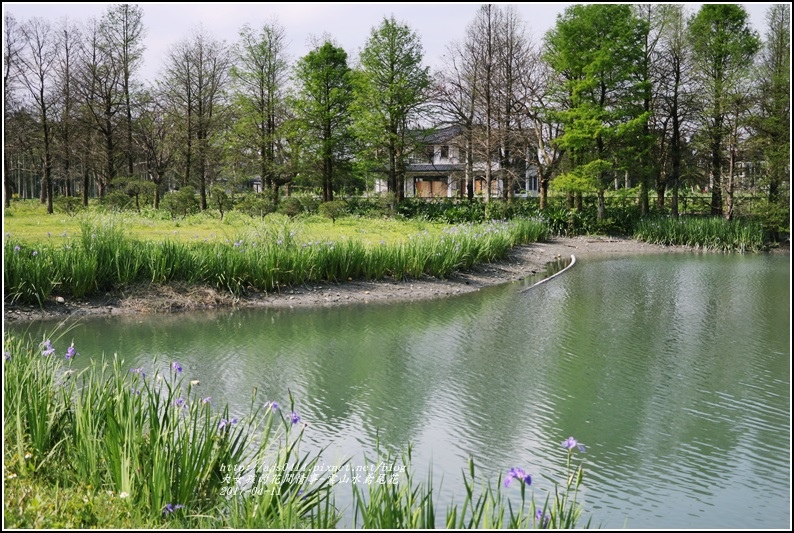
633, 216, 766, 252
4, 215, 548, 305
4, 329, 592, 529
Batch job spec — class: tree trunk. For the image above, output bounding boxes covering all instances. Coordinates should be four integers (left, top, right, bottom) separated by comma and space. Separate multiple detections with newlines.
596, 189, 605, 221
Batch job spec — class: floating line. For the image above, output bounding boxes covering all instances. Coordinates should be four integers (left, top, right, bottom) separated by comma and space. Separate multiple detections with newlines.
519, 254, 576, 293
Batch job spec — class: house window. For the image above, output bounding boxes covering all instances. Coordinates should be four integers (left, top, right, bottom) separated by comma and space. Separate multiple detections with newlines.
425, 146, 434, 163
440, 145, 449, 159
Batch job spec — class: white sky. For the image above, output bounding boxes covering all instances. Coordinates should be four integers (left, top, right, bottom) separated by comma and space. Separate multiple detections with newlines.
3, 2, 778, 85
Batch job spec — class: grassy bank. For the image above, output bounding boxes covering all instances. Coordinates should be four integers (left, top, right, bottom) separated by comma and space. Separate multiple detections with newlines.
3, 330, 590, 529
3, 214, 547, 305
3, 199, 776, 306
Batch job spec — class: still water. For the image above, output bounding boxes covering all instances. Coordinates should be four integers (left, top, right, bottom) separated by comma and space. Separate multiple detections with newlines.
8, 253, 790, 528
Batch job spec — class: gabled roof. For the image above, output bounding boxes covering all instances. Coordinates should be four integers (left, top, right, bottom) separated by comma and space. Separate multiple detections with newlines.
409, 125, 465, 145
406, 163, 464, 173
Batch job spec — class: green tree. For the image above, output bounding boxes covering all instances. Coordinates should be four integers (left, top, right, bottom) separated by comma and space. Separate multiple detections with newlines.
753, 4, 790, 204
688, 4, 760, 217
292, 41, 354, 202
353, 16, 430, 202
544, 4, 649, 220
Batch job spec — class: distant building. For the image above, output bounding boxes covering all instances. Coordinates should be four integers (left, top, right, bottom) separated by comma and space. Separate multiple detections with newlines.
374, 125, 539, 198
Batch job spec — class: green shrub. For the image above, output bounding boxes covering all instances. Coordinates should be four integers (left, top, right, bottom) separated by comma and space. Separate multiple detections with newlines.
54, 196, 85, 217
236, 193, 276, 219
161, 187, 200, 219
318, 200, 347, 223
278, 197, 304, 218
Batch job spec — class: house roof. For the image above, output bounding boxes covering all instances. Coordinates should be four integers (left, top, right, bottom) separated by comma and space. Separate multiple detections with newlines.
409, 125, 464, 145
423, 125, 464, 144
406, 163, 464, 173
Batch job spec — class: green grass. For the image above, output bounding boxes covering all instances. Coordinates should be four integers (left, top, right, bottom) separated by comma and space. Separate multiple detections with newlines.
633, 216, 767, 252
3, 329, 593, 529
4, 210, 547, 305
3, 200, 448, 245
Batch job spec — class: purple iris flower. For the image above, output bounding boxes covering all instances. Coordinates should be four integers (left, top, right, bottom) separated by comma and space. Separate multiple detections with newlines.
504, 467, 532, 488
218, 418, 238, 430
561, 436, 586, 453
171, 361, 182, 373
65, 345, 77, 360
162, 503, 185, 515
41, 339, 55, 357
290, 412, 301, 425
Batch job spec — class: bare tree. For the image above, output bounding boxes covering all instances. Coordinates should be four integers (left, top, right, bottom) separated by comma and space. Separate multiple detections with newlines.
135, 88, 176, 208
100, 3, 146, 177
18, 17, 59, 213
655, 4, 695, 218
231, 21, 290, 201
4, 13, 24, 207
493, 5, 531, 201
53, 16, 81, 198
75, 16, 124, 199
435, 38, 479, 199
468, 5, 500, 202
514, 48, 565, 210
163, 26, 232, 209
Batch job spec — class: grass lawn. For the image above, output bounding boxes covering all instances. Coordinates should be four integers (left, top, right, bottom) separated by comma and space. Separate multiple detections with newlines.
2, 200, 446, 245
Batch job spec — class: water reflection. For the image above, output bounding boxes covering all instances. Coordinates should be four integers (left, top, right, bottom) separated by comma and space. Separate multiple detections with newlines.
6, 253, 789, 528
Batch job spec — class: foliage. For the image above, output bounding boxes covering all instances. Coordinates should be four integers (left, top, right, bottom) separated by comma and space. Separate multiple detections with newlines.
54, 195, 84, 216
633, 216, 767, 252
236, 192, 276, 219
160, 186, 200, 219
687, 4, 761, 216
3, 330, 336, 528
742, 197, 790, 242
277, 196, 304, 218
352, 16, 431, 200
3, 215, 547, 304
292, 41, 355, 202
317, 200, 347, 223
210, 185, 234, 221
544, 3, 650, 214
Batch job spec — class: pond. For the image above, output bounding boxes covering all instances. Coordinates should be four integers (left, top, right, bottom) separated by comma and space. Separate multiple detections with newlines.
7, 252, 790, 528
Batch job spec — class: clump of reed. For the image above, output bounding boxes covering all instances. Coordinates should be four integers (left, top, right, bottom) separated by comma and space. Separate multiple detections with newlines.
3, 215, 548, 305
3, 329, 337, 528
633, 216, 766, 252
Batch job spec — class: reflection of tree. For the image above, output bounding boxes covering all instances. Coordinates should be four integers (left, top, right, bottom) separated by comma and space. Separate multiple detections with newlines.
549, 255, 790, 509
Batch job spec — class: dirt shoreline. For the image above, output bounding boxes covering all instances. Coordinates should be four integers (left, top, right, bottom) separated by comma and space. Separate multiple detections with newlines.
3, 236, 788, 323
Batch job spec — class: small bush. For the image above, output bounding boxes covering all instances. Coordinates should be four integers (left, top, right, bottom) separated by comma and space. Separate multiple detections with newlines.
161, 187, 200, 219
236, 193, 276, 219
318, 200, 347, 223
54, 196, 84, 217
278, 197, 304, 218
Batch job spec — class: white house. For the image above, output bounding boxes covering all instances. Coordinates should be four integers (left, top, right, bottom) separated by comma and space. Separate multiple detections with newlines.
374, 125, 539, 198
